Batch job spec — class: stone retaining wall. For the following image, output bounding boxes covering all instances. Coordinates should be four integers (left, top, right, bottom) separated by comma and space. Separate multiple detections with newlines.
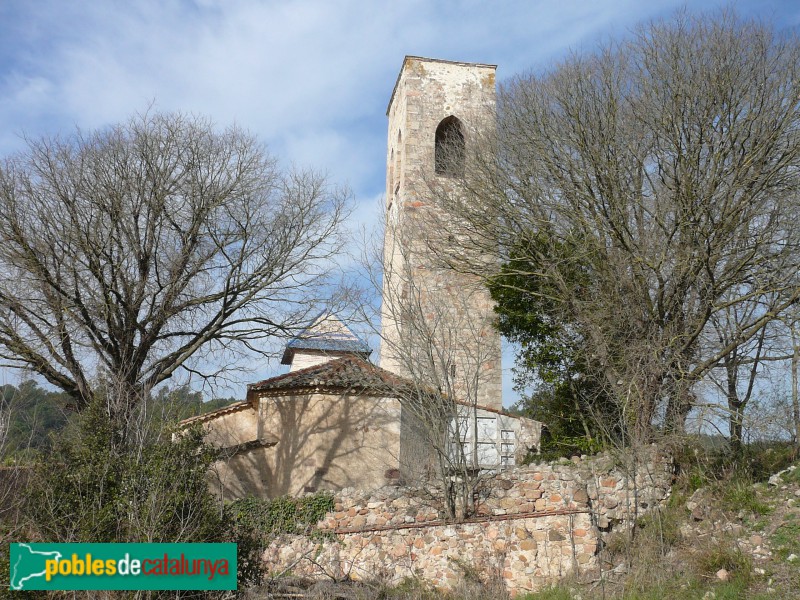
267, 511, 595, 595
263, 446, 673, 596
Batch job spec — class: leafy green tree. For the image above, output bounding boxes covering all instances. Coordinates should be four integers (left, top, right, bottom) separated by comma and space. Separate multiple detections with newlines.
489, 241, 615, 455
1, 381, 70, 456
152, 385, 237, 420
0, 380, 234, 462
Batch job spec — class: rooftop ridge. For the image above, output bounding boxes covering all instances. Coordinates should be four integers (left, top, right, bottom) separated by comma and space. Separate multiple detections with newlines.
281, 311, 371, 365
251, 354, 404, 394
179, 356, 514, 425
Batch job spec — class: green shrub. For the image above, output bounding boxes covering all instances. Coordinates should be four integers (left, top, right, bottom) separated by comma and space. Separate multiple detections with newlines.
25, 401, 226, 545
526, 432, 603, 463
227, 491, 334, 540
18, 397, 266, 592
671, 440, 797, 491
737, 442, 797, 481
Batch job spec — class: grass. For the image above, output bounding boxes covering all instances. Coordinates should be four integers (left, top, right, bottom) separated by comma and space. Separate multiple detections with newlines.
519, 578, 758, 600
771, 513, 800, 561
779, 466, 800, 485
519, 587, 575, 600
601, 505, 684, 564
719, 479, 772, 516
637, 506, 683, 548
692, 543, 752, 581
749, 515, 769, 531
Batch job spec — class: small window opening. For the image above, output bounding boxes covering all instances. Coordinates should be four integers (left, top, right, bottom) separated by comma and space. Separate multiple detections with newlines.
435, 116, 465, 176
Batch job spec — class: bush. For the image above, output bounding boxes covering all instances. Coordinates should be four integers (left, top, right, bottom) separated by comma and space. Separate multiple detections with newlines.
529, 432, 603, 462
18, 397, 267, 593
227, 492, 335, 540
26, 401, 226, 545
671, 439, 796, 497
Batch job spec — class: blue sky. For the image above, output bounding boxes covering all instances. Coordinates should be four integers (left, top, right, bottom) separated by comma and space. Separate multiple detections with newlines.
0, 0, 798, 403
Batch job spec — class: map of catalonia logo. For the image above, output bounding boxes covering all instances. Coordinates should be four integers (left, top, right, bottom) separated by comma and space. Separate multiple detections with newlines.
9, 543, 237, 591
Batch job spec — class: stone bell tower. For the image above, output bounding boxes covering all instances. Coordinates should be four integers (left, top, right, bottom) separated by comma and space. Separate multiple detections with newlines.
379, 56, 502, 410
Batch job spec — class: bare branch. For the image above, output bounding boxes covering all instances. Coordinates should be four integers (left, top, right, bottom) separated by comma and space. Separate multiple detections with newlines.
0, 110, 351, 413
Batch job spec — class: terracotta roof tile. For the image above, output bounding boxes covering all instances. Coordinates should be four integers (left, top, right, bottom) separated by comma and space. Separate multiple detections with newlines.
247, 357, 520, 418
183, 357, 527, 425
249, 355, 408, 395
177, 400, 253, 427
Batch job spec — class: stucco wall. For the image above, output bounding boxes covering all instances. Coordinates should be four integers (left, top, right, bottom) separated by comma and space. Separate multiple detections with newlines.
289, 350, 341, 372
201, 406, 258, 449
210, 392, 403, 500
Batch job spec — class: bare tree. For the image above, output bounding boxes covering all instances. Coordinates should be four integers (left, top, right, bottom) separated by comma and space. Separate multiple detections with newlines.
706, 297, 776, 453
701, 295, 800, 452
432, 10, 800, 445
0, 388, 15, 511
791, 326, 800, 449
0, 111, 350, 415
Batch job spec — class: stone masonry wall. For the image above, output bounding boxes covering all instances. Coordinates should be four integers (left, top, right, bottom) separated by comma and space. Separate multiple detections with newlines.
263, 446, 673, 596
379, 57, 503, 410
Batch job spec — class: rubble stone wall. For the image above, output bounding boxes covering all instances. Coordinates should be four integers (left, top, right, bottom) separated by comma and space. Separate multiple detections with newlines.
263, 446, 673, 596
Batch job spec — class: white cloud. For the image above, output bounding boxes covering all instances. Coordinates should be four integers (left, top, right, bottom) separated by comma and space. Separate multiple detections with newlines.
3, 0, 768, 194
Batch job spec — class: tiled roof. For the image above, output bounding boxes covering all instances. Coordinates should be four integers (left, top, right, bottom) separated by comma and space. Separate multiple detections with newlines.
178, 355, 525, 427
184, 358, 526, 423
247, 356, 522, 418
177, 400, 253, 427
250, 355, 408, 396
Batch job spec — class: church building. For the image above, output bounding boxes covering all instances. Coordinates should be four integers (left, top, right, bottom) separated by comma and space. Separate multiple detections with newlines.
180, 57, 543, 501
